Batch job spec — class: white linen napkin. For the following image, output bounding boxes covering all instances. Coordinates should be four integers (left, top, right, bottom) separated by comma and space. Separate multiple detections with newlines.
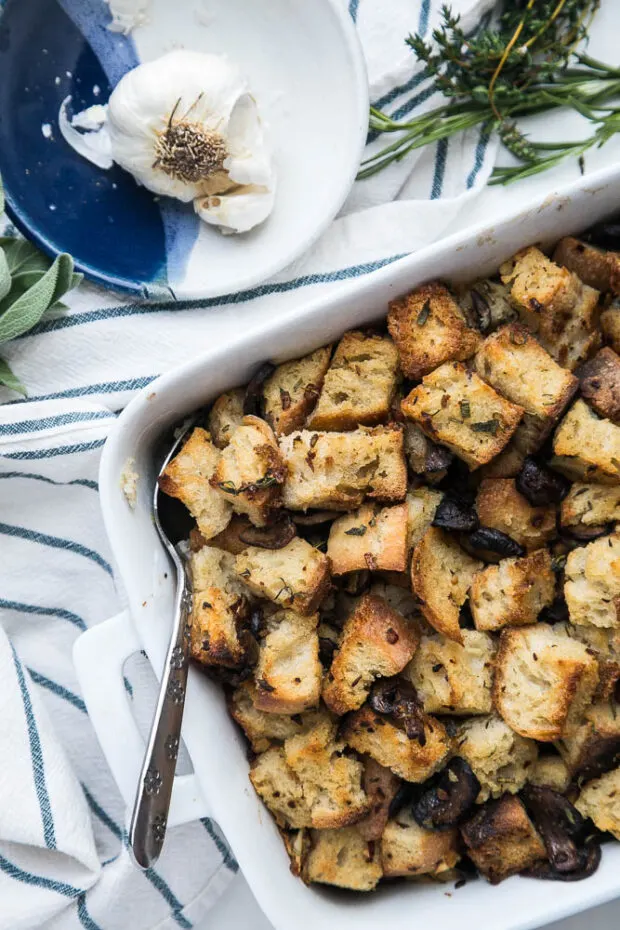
0, 0, 578, 927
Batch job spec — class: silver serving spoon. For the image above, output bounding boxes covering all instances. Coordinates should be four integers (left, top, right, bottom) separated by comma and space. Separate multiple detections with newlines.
129, 418, 197, 869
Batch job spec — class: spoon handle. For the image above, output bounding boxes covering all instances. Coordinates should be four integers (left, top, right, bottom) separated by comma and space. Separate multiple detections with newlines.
129, 558, 192, 869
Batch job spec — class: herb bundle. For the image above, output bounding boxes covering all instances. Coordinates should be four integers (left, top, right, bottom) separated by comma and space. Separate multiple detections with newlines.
0, 175, 81, 395
360, 0, 620, 185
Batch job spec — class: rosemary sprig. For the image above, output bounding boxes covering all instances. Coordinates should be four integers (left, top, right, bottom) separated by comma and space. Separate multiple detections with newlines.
359, 2, 620, 186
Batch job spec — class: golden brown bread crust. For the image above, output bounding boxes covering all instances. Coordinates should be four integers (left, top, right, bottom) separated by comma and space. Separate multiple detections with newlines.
235, 537, 331, 616
327, 502, 408, 575
476, 479, 557, 551
387, 282, 481, 380
303, 827, 383, 890
564, 533, 620, 629
208, 389, 245, 449
228, 682, 306, 753
381, 808, 460, 878
406, 629, 496, 716
558, 701, 620, 781
460, 795, 546, 884
575, 767, 620, 840
577, 347, 620, 424
212, 415, 286, 526
308, 331, 400, 431
322, 593, 419, 715
341, 705, 452, 782
411, 527, 483, 643
253, 609, 322, 714
602, 308, 620, 354
552, 400, 620, 484
401, 362, 524, 469
553, 236, 620, 295
560, 482, 620, 530
263, 346, 332, 435
456, 715, 538, 802
159, 427, 232, 540
493, 623, 600, 741
470, 549, 556, 632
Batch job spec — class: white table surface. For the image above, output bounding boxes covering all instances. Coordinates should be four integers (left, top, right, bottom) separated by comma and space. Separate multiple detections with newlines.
195, 169, 620, 930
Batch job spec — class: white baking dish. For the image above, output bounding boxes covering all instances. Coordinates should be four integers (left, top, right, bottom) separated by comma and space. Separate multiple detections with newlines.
75, 163, 620, 930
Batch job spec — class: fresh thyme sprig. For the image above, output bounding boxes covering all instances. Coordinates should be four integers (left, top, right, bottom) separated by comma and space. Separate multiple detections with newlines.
359, 1, 620, 186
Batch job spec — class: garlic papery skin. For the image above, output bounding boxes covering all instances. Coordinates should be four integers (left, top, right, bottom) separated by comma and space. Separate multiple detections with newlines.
106, 0, 151, 34
106, 50, 275, 232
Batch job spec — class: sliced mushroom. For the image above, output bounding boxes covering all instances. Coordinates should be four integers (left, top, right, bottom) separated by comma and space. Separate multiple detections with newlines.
467, 526, 525, 558
238, 514, 297, 549
340, 571, 372, 596
520, 785, 601, 881
563, 524, 613, 542
412, 757, 481, 831
432, 493, 480, 533
292, 510, 339, 527
243, 361, 276, 416
583, 221, 620, 251
516, 456, 571, 507
369, 678, 426, 745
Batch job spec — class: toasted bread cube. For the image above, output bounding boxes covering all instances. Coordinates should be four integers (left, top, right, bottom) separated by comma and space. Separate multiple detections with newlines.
476, 479, 556, 551
284, 714, 370, 829
552, 400, 620, 484
456, 715, 538, 803
235, 537, 330, 616
461, 795, 546, 884
208, 388, 245, 449
159, 427, 232, 540
577, 348, 620, 423
387, 282, 481, 380
282, 828, 311, 878
412, 527, 483, 643
561, 483, 620, 530
456, 278, 517, 334
553, 236, 620, 294
502, 246, 600, 370
342, 706, 452, 782
565, 533, 620, 629
357, 758, 401, 842
327, 503, 408, 575
213, 416, 285, 526
280, 426, 407, 511
253, 609, 321, 714
403, 422, 452, 484
250, 747, 311, 828
303, 827, 382, 891
189, 546, 254, 668
481, 413, 551, 478
382, 808, 460, 878
602, 308, 620, 353
563, 624, 620, 702
406, 488, 443, 551
322, 594, 419, 715
474, 324, 577, 422
406, 629, 496, 716
527, 755, 571, 793
263, 346, 332, 436
575, 766, 620, 840
229, 682, 307, 752
402, 362, 524, 469
494, 623, 599, 741
308, 331, 399, 431
558, 701, 620, 781
470, 549, 555, 632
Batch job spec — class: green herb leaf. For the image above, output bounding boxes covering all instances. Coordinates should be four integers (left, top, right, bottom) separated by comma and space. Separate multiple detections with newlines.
459, 401, 471, 419
417, 299, 431, 326
0, 249, 10, 303
0, 356, 26, 396
471, 418, 500, 435
345, 526, 367, 536
0, 252, 77, 344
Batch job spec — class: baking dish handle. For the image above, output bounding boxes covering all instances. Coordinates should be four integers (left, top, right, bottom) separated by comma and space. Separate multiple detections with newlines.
73, 610, 210, 827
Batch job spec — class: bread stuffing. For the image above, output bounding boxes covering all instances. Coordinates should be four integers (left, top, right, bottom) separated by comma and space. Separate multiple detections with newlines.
159, 229, 620, 893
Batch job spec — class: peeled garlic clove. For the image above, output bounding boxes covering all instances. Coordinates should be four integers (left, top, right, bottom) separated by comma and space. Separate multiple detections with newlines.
224, 94, 273, 188
58, 98, 113, 170
195, 185, 276, 235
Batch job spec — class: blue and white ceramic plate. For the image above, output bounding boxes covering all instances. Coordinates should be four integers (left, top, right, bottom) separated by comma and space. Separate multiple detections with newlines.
0, 0, 367, 298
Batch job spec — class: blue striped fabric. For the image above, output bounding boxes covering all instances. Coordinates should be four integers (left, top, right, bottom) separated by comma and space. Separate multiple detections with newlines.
348, 0, 359, 22
0, 410, 113, 437
430, 137, 450, 199
0, 471, 98, 490
28, 668, 88, 714
10, 646, 57, 850
200, 819, 239, 873
0, 852, 81, 897
7, 376, 158, 407
0, 599, 87, 631
0, 521, 113, 576
2, 439, 107, 460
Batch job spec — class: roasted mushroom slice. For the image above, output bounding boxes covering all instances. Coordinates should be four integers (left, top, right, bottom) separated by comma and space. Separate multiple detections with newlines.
467, 526, 525, 558
516, 456, 571, 507
243, 361, 276, 416
369, 678, 427, 745
238, 514, 297, 549
520, 785, 602, 881
432, 493, 480, 533
411, 757, 480, 831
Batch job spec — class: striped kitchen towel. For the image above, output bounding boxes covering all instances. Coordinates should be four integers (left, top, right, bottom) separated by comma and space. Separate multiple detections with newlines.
0, 1, 501, 929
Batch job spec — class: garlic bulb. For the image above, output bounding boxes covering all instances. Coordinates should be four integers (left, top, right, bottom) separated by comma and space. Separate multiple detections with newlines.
107, 50, 275, 233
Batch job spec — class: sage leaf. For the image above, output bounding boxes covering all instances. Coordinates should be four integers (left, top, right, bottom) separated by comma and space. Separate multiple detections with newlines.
0, 356, 26, 396
0, 249, 10, 302
0, 237, 50, 277
0, 252, 75, 344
